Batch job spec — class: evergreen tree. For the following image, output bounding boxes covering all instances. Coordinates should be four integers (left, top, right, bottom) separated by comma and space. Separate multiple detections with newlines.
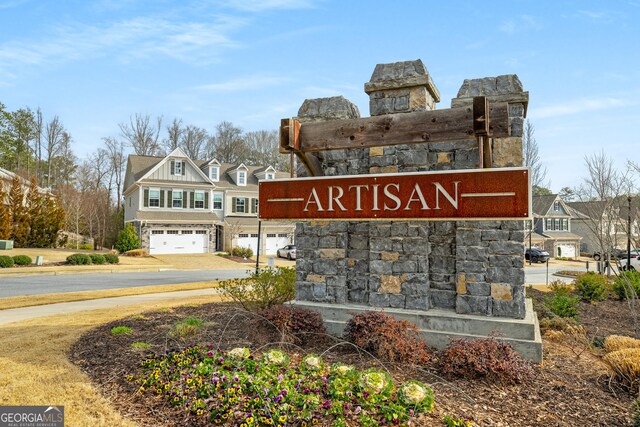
0, 183, 11, 239
8, 175, 29, 247
115, 222, 140, 253
26, 177, 47, 247
44, 194, 65, 247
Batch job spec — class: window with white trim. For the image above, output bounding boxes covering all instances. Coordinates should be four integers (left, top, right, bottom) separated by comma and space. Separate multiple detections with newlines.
210, 166, 219, 181
267, 233, 276, 237
251, 198, 259, 214
213, 193, 223, 210
238, 171, 246, 185
235, 197, 246, 213
151, 230, 164, 234
239, 233, 249, 238
172, 190, 183, 208
545, 219, 551, 231
195, 230, 207, 234
167, 230, 179, 234
149, 188, 160, 207
174, 160, 183, 175
194, 191, 204, 209
266, 172, 274, 180
182, 230, 193, 234
554, 218, 560, 230
251, 233, 259, 238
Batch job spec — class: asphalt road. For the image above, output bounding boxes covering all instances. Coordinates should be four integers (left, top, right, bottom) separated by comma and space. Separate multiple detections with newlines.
524, 263, 589, 284
0, 269, 252, 298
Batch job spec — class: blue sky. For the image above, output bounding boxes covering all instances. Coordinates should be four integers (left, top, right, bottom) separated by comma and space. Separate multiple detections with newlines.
1, 0, 638, 191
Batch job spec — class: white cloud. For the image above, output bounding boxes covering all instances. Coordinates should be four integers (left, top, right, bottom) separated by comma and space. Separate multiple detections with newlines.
222, 0, 316, 12
499, 14, 542, 34
195, 75, 290, 92
0, 14, 246, 77
529, 97, 634, 119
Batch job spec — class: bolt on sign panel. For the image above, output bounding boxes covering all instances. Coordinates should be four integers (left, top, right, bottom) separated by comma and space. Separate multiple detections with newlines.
259, 168, 530, 221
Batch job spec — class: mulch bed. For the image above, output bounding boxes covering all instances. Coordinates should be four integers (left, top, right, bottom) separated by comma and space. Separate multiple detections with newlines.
70, 297, 638, 426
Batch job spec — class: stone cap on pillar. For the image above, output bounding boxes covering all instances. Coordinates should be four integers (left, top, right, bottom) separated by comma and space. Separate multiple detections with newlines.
364, 59, 440, 102
296, 96, 360, 123
451, 74, 529, 116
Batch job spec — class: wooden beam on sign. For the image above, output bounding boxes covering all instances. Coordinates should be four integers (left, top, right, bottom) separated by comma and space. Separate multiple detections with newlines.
280, 118, 324, 176
473, 96, 493, 168
279, 98, 509, 154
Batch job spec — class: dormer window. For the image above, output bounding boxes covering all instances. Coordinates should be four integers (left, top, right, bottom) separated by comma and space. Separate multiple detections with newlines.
171, 160, 185, 176
210, 166, 219, 181
238, 171, 246, 186
554, 201, 560, 211
266, 172, 274, 180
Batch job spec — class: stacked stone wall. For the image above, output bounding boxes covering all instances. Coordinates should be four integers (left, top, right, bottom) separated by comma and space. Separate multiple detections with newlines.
294, 60, 529, 319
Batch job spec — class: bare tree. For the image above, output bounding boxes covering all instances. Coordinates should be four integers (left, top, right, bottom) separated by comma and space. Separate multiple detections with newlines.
522, 120, 549, 193
180, 125, 209, 160
104, 137, 126, 209
573, 151, 631, 257
211, 121, 248, 164
244, 129, 288, 171
119, 114, 162, 156
33, 108, 43, 183
163, 118, 183, 154
44, 116, 66, 187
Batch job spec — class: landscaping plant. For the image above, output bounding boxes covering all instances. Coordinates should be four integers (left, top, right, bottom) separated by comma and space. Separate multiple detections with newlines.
123, 249, 148, 257
66, 253, 92, 265
612, 271, 640, 300
218, 267, 295, 312
0, 255, 14, 268
115, 223, 140, 253
12, 255, 32, 265
111, 326, 132, 336
89, 254, 106, 264
170, 317, 205, 339
438, 337, 533, 384
574, 272, 609, 302
103, 253, 119, 264
344, 311, 432, 365
231, 246, 254, 258
129, 346, 435, 426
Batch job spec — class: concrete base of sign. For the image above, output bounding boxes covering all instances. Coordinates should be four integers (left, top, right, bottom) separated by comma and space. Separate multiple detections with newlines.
290, 298, 543, 363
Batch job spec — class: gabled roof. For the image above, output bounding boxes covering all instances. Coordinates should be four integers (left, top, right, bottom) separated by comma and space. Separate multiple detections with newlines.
124, 148, 213, 193
567, 200, 608, 219
532, 194, 571, 217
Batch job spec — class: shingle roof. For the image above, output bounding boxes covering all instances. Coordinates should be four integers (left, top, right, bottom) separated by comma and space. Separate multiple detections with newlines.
532, 194, 558, 216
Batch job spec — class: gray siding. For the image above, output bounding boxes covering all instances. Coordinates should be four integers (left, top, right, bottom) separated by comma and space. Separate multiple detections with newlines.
124, 188, 141, 222
148, 159, 209, 183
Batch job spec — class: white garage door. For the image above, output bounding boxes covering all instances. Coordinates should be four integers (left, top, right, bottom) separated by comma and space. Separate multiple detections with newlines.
236, 233, 258, 254
149, 230, 208, 254
556, 244, 575, 258
265, 234, 289, 255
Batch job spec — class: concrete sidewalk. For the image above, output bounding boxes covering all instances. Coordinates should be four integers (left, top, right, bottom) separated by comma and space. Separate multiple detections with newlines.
0, 288, 220, 326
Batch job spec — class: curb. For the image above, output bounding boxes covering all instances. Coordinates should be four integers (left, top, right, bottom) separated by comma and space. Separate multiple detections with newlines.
0, 266, 169, 278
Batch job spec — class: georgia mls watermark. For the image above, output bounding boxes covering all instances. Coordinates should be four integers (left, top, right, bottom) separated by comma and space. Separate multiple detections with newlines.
0, 406, 64, 427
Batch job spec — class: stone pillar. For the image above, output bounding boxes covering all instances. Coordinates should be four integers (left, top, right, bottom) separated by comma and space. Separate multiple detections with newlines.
293, 96, 363, 305
451, 75, 529, 318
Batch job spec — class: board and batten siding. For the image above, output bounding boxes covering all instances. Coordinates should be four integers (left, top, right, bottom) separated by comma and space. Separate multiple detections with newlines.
148, 159, 209, 183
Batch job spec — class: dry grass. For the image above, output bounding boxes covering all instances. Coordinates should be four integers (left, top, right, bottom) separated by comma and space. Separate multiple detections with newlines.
605, 335, 640, 353
0, 281, 219, 310
0, 293, 225, 427
602, 348, 640, 390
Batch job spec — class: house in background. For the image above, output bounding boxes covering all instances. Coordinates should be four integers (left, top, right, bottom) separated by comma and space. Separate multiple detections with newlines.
123, 147, 294, 255
568, 198, 640, 254
528, 194, 582, 258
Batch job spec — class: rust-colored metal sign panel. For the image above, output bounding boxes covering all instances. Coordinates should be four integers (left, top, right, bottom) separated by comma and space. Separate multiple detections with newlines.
259, 168, 531, 221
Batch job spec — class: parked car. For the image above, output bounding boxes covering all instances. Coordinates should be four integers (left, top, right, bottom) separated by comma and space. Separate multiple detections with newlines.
620, 256, 640, 271
594, 249, 639, 261
277, 245, 296, 260
525, 248, 550, 263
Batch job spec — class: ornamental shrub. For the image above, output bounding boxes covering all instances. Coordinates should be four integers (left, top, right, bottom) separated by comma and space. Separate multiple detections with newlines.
544, 294, 580, 318
344, 311, 432, 365
66, 253, 92, 265
602, 348, 640, 391
115, 223, 140, 253
124, 249, 148, 257
604, 335, 640, 353
0, 255, 15, 268
12, 255, 31, 265
438, 337, 534, 384
612, 271, 640, 300
89, 254, 106, 264
78, 243, 93, 250
231, 246, 253, 258
253, 305, 326, 345
218, 266, 295, 311
103, 253, 120, 264
574, 272, 609, 302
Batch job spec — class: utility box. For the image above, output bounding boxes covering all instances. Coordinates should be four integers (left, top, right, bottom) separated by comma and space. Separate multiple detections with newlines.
35, 256, 44, 266
0, 240, 13, 250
